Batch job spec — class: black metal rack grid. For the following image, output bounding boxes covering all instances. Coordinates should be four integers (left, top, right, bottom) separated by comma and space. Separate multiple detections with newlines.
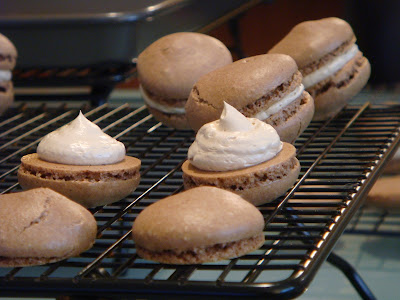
0, 101, 399, 299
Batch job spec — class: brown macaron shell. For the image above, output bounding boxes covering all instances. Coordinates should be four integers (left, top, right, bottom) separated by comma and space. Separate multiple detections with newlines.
265, 91, 314, 144
0, 81, 14, 115
185, 54, 313, 143
137, 32, 232, 99
366, 176, 400, 210
132, 186, 265, 264
145, 104, 189, 130
0, 33, 17, 114
0, 188, 97, 267
0, 33, 17, 70
18, 154, 141, 207
268, 17, 355, 69
182, 143, 300, 206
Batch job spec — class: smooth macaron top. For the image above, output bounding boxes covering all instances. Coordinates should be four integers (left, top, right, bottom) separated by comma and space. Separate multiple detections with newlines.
137, 32, 232, 99
188, 53, 298, 110
0, 188, 97, 258
132, 186, 264, 252
268, 17, 355, 69
0, 33, 17, 70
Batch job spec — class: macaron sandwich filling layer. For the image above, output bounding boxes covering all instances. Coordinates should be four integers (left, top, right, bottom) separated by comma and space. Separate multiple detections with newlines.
139, 85, 186, 114
240, 71, 306, 122
302, 43, 359, 89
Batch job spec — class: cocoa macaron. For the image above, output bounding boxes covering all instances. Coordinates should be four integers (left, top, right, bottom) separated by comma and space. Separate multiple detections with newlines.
132, 186, 265, 264
366, 175, 400, 210
18, 154, 141, 208
0, 188, 97, 267
182, 142, 300, 206
0, 33, 17, 115
185, 53, 314, 143
17, 111, 142, 208
137, 32, 233, 129
268, 17, 371, 120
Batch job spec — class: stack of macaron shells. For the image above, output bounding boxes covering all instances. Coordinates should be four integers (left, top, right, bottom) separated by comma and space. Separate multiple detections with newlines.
132, 186, 265, 264
0, 188, 97, 267
18, 112, 141, 208
268, 17, 371, 120
182, 102, 300, 206
137, 32, 233, 129
185, 53, 314, 144
0, 33, 17, 115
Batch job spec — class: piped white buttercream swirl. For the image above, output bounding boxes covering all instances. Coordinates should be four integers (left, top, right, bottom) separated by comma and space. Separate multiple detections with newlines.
37, 111, 126, 165
303, 44, 359, 88
188, 102, 282, 171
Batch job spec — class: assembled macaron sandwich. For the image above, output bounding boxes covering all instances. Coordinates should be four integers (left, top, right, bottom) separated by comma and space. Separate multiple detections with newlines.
268, 17, 371, 120
18, 111, 141, 207
185, 53, 314, 144
0, 33, 17, 115
137, 32, 233, 129
182, 102, 300, 206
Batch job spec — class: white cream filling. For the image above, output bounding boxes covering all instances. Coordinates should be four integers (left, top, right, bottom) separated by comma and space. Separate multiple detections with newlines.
37, 111, 126, 165
0, 70, 12, 82
140, 85, 186, 115
253, 84, 304, 121
303, 44, 359, 88
188, 102, 282, 171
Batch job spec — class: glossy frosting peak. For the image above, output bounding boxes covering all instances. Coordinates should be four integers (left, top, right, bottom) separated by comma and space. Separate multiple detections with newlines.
37, 111, 126, 165
188, 102, 282, 171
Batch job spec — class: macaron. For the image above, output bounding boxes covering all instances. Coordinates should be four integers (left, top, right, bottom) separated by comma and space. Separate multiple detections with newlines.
185, 53, 314, 143
366, 175, 400, 210
132, 186, 265, 264
382, 147, 400, 175
0, 33, 17, 115
268, 17, 371, 121
137, 32, 233, 129
18, 154, 141, 208
182, 142, 300, 206
0, 188, 97, 267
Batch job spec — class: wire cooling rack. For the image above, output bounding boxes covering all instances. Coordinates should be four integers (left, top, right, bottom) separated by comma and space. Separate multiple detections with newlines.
0, 101, 399, 299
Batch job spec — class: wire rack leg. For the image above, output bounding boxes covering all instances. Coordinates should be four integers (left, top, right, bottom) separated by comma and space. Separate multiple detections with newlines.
327, 252, 377, 300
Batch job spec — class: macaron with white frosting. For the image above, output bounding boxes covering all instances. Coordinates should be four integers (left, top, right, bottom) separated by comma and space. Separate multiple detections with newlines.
0, 33, 17, 115
182, 102, 300, 206
268, 17, 371, 120
18, 112, 141, 207
185, 53, 314, 144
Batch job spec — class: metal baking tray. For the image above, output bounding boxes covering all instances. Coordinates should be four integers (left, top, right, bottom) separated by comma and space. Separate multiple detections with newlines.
0, 101, 399, 299
0, 0, 252, 68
